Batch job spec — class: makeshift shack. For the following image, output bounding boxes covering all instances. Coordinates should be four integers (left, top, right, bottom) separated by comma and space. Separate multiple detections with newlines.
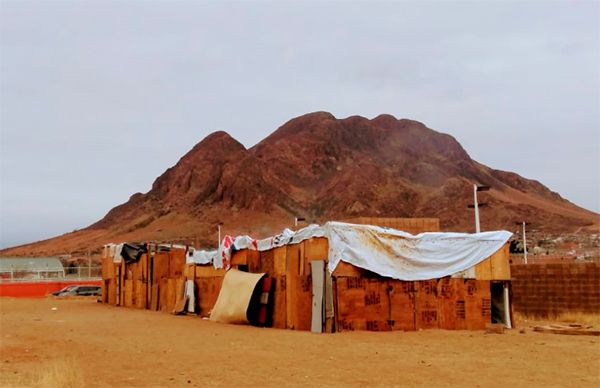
101, 220, 513, 333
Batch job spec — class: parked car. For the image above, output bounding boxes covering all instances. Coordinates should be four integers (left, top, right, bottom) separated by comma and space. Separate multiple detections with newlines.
52, 285, 101, 297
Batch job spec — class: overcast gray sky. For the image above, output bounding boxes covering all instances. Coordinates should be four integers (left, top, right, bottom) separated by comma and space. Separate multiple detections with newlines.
1, 1, 599, 248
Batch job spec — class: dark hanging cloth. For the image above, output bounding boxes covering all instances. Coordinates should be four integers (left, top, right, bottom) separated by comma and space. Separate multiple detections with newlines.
121, 243, 148, 264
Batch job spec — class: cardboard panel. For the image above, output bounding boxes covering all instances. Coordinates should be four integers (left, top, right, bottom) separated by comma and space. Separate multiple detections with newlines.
273, 247, 287, 275
415, 280, 439, 330
196, 276, 224, 317
272, 276, 287, 329
437, 278, 467, 330
490, 243, 511, 280
389, 280, 416, 331
363, 279, 391, 331
465, 280, 492, 330
335, 277, 367, 332
286, 244, 300, 329
295, 275, 313, 331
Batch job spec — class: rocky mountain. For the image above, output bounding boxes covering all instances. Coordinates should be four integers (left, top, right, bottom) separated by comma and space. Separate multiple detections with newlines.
3, 112, 598, 256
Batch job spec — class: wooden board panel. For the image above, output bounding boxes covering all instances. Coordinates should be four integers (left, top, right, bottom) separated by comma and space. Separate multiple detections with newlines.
475, 257, 493, 280
195, 277, 224, 317
272, 276, 287, 329
490, 243, 511, 280
231, 250, 247, 266
169, 248, 186, 278
305, 238, 328, 261
465, 280, 492, 330
415, 280, 439, 330
135, 280, 146, 309
389, 280, 416, 331
151, 284, 159, 311
124, 280, 133, 308
363, 278, 391, 331
167, 278, 177, 313
247, 250, 261, 273
108, 279, 117, 305
185, 264, 195, 281
195, 265, 226, 278
159, 278, 169, 312
332, 261, 369, 277
286, 244, 300, 329
260, 250, 275, 276
273, 247, 287, 275
335, 276, 367, 332
153, 253, 170, 284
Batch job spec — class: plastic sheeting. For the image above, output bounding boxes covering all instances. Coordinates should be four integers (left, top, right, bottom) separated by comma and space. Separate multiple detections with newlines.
326, 222, 512, 280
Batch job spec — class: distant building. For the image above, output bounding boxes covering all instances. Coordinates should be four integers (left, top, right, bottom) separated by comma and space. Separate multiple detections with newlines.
0, 257, 65, 280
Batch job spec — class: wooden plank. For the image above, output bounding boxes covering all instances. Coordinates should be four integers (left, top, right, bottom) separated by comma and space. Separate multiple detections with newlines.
231, 250, 247, 266
305, 237, 328, 261
475, 257, 493, 280
310, 260, 325, 333
135, 280, 146, 309
195, 265, 226, 277
159, 278, 169, 312
415, 280, 439, 330
273, 247, 287, 275
286, 244, 300, 329
389, 280, 416, 331
153, 252, 169, 284
124, 280, 133, 308
324, 270, 334, 333
260, 250, 275, 275
167, 278, 177, 312
333, 261, 369, 277
196, 277, 224, 317
247, 250, 261, 273
490, 243, 511, 280
169, 248, 186, 278
151, 284, 159, 311
272, 276, 287, 329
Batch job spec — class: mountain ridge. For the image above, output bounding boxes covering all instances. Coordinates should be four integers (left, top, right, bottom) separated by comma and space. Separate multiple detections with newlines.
2, 112, 597, 257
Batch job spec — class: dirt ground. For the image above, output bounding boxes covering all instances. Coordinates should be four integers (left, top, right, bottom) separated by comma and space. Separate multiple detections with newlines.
1, 298, 599, 387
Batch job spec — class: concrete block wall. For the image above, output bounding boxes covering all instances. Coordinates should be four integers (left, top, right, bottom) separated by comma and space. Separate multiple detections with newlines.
511, 262, 600, 316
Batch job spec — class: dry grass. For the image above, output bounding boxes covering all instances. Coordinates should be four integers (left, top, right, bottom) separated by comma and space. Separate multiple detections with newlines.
515, 311, 600, 328
3, 358, 84, 388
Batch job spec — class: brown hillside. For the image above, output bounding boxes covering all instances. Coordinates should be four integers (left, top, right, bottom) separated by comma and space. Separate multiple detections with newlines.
2, 112, 598, 257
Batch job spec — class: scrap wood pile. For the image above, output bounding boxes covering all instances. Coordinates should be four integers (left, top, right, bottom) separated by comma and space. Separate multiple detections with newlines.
101, 221, 514, 333
533, 323, 600, 336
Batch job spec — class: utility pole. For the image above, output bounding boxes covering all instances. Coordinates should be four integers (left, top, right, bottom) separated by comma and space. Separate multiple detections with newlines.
217, 222, 224, 249
515, 221, 528, 264
468, 184, 490, 233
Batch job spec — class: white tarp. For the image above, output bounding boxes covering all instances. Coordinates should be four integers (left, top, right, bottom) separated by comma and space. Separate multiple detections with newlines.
176, 221, 511, 280
325, 222, 512, 280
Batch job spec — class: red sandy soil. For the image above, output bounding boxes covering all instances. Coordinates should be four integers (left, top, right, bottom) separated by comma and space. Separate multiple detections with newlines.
1, 298, 599, 387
